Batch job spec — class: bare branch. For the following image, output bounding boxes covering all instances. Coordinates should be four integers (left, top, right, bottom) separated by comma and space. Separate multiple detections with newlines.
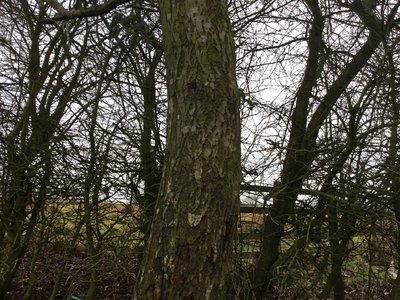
241, 184, 272, 193
44, 0, 157, 23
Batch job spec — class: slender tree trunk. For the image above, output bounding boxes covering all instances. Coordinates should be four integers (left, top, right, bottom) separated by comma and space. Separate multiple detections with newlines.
386, 47, 400, 300
326, 202, 345, 300
139, 55, 163, 234
0, 148, 51, 298
253, 0, 324, 295
322, 193, 357, 300
134, 0, 241, 299
253, 7, 382, 295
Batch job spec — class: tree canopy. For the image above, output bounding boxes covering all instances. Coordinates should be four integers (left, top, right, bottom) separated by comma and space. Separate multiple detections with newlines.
0, 0, 400, 299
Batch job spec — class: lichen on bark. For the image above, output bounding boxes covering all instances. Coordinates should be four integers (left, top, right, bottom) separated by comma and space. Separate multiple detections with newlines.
134, 0, 241, 299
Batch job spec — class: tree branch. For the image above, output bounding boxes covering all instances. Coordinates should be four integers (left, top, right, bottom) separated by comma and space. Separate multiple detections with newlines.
44, 0, 157, 23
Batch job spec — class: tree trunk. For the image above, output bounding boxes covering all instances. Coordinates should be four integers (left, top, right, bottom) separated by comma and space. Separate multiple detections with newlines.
253, 6, 382, 295
386, 46, 400, 300
253, 0, 324, 294
134, 0, 241, 299
139, 53, 163, 234
0, 9, 86, 293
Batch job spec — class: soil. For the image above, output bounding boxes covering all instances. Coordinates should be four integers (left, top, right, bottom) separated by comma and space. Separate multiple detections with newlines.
5, 244, 140, 300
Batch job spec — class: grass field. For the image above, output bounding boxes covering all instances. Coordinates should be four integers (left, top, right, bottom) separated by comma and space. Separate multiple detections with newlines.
5, 201, 397, 299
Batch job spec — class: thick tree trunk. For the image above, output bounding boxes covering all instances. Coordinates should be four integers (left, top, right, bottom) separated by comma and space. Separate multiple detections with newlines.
134, 0, 241, 299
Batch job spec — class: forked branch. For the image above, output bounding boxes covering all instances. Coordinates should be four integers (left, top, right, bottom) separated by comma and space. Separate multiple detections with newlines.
44, 0, 157, 23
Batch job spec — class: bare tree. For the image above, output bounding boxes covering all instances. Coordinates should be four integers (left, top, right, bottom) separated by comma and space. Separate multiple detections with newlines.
252, 0, 400, 297
0, 1, 89, 295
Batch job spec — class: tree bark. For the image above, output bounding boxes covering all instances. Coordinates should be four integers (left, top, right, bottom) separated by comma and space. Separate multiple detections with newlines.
0, 3, 87, 295
138, 50, 163, 234
253, 0, 324, 295
253, 0, 386, 296
386, 45, 400, 300
134, 0, 241, 299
